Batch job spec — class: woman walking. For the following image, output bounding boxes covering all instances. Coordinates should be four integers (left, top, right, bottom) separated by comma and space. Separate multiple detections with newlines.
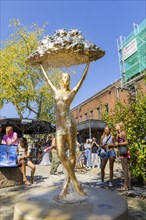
99, 126, 116, 187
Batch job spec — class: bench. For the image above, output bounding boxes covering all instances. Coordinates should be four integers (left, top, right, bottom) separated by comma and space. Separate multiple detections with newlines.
0, 144, 23, 188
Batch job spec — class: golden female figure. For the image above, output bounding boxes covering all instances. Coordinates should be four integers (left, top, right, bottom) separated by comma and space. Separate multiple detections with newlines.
40, 63, 90, 198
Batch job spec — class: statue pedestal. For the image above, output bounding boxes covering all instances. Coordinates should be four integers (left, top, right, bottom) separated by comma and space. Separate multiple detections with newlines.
13, 186, 128, 220
0, 167, 23, 188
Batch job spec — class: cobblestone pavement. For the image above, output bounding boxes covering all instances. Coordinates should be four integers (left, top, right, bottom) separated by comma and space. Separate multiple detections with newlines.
0, 162, 145, 220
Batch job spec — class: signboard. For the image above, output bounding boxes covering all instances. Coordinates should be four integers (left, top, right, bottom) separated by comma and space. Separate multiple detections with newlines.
122, 38, 137, 60
0, 145, 17, 167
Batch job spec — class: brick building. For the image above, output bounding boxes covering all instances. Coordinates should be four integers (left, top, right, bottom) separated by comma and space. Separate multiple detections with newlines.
72, 76, 145, 143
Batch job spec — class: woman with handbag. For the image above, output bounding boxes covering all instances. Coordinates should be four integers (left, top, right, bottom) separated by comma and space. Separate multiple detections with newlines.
115, 122, 131, 191
99, 126, 116, 187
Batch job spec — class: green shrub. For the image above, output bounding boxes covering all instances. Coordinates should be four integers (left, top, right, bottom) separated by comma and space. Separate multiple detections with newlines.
101, 92, 146, 184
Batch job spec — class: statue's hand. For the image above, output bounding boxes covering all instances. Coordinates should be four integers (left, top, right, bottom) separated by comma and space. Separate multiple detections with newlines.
86, 61, 91, 67
39, 63, 43, 68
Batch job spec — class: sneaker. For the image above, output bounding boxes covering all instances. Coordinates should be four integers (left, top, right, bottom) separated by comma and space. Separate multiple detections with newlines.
96, 180, 104, 185
108, 182, 113, 187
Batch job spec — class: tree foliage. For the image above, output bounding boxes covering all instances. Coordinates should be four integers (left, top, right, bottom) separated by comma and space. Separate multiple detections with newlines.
0, 19, 61, 122
101, 91, 146, 183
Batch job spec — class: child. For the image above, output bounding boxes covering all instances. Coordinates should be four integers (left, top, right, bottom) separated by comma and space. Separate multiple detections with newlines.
17, 137, 36, 186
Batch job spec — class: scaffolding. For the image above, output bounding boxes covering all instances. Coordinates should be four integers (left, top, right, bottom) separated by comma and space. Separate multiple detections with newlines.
117, 19, 146, 88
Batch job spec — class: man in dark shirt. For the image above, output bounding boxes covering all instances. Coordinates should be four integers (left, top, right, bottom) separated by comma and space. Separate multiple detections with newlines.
91, 137, 100, 168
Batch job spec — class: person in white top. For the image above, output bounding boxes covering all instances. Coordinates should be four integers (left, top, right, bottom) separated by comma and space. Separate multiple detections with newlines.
99, 126, 116, 187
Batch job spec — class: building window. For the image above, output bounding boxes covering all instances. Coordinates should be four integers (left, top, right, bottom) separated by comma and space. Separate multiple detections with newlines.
97, 107, 100, 119
105, 104, 109, 113
85, 113, 88, 120
90, 111, 94, 119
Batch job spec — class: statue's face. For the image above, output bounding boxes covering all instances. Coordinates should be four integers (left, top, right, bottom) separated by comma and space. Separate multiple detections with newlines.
62, 73, 70, 85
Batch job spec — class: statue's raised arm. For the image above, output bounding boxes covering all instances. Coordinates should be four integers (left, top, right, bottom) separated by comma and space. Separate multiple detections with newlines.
40, 64, 57, 93
71, 62, 90, 98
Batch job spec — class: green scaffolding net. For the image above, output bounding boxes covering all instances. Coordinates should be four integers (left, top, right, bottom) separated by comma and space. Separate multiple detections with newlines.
118, 19, 146, 86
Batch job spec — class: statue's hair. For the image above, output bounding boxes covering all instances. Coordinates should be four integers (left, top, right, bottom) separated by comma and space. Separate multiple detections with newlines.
60, 73, 70, 91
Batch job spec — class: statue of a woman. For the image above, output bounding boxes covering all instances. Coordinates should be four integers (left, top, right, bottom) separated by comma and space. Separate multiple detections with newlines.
40, 63, 90, 198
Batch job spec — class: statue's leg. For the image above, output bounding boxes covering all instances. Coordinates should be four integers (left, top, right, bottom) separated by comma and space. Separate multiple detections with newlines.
67, 132, 86, 196
56, 135, 70, 197
59, 133, 76, 197
60, 171, 70, 197
56, 135, 86, 197
67, 132, 76, 169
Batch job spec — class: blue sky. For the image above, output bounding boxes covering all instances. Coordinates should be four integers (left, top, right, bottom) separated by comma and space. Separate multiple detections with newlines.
0, 0, 145, 118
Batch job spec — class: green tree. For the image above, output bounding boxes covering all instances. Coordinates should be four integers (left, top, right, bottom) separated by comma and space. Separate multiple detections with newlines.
101, 92, 146, 183
0, 19, 61, 122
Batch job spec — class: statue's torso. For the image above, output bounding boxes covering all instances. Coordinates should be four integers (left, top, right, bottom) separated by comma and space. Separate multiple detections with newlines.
55, 90, 76, 136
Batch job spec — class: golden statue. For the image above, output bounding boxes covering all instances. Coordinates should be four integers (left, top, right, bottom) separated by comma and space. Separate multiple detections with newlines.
40, 63, 90, 198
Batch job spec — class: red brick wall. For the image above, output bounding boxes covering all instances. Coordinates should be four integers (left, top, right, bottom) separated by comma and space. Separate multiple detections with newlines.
72, 78, 145, 123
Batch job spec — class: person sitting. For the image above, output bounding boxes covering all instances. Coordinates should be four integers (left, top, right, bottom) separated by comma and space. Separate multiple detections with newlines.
2, 126, 18, 146
17, 137, 36, 186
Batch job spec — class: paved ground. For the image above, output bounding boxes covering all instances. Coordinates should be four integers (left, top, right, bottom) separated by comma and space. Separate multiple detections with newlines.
0, 161, 146, 220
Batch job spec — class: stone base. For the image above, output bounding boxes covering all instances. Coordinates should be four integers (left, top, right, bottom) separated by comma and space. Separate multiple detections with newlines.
0, 167, 23, 188
13, 186, 128, 220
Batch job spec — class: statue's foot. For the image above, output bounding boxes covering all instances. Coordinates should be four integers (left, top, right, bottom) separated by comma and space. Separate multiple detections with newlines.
59, 187, 69, 198
78, 189, 87, 196
76, 183, 87, 196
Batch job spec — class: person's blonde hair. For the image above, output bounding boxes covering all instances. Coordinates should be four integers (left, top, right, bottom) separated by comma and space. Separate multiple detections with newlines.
104, 126, 111, 132
60, 73, 70, 91
6, 126, 13, 132
117, 122, 125, 131
102, 126, 111, 138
